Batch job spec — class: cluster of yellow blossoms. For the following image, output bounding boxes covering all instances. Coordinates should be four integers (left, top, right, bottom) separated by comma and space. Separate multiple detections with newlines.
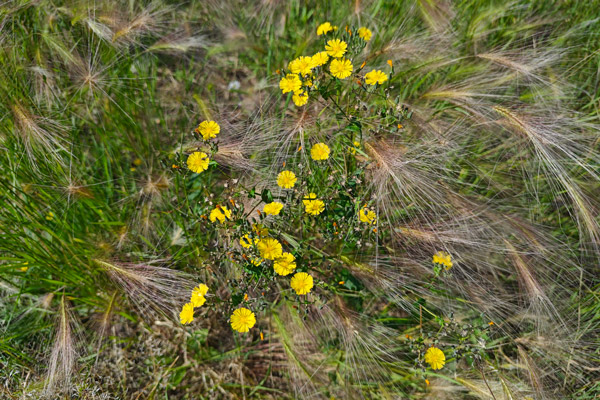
279, 22, 387, 108
187, 120, 220, 173
180, 283, 209, 325
432, 251, 453, 270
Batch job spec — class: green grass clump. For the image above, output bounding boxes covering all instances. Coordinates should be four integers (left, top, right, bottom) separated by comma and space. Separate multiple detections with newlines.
1, 0, 599, 399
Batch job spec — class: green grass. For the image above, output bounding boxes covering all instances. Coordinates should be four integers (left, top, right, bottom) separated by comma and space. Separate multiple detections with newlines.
1, 0, 599, 398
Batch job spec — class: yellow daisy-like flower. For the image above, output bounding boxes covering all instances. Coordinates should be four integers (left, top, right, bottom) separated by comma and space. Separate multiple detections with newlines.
365, 69, 388, 85
358, 27, 372, 41
209, 206, 232, 223
257, 238, 283, 260
230, 307, 256, 333
187, 152, 210, 173
311, 51, 329, 67
273, 252, 296, 276
433, 251, 453, 270
329, 58, 353, 79
279, 74, 302, 94
424, 347, 445, 370
263, 202, 284, 215
325, 39, 347, 58
240, 234, 258, 248
195, 120, 220, 140
303, 193, 325, 215
277, 170, 297, 189
316, 22, 333, 35
290, 272, 314, 295
289, 56, 314, 76
180, 303, 194, 325
293, 90, 309, 107
359, 208, 377, 224
311, 142, 330, 160
191, 283, 209, 307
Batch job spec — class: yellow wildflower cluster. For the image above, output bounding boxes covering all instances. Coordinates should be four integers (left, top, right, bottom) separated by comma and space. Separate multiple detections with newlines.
433, 251, 453, 269
187, 120, 221, 174
279, 22, 374, 107
180, 283, 209, 325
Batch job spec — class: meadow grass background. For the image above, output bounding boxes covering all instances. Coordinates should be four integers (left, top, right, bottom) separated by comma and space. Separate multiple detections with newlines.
1, 0, 600, 398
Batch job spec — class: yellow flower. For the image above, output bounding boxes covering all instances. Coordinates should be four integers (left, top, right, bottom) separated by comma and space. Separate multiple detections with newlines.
359, 208, 377, 224
279, 74, 302, 94
274, 252, 296, 276
257, 238, 283, 260
433, 251, 453, 269
240, 234, 258, 248
358, 27, 372, 41
293, 90, 309, 107
311, 51, 329, 67
196, 120, 220, 140
290, 272, 314, 295
230, 307, 256, 333
187, 152, 210, 173
191, 283, 208, 307
263, 202, 284, 215
46, 211, 54, 221
325, 39, 347, 58
364, 69, 388, 85
329, 58, 353, 79
311, 142, 330, 160
316, 22, 333, 35
289, 56, 314, 76
277, 170, 297, 189
209, 206, 232, 223
424, 347, 445, 370
180, 303, 194, 324
303, 193, 325, 215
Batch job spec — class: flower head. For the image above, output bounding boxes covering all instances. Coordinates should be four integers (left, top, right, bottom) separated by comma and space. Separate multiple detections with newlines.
191, 283, 208, 307
187, 152, 210, 173
289, 56, 314, 76
311, 51, 329, 67
230, 307, 256, 333
274, 252, 296, 276
195, 120, 220, 140
365, 69, 388, 85
424, 347, 445, 370
303, 193, 325, 215
317, 22, 333, 35
279, 74, 302, 94
329, 58, 353, 79
263, 202, 284, 215
325, 39, 347, 58
180, 303, 194, 324
433, 251, 453, 269
293, 90, 309, 107
358, 27, 372, 41
359, 208, 377, 224
257, 238, 283, 260
311, 142, 330, 160
277, 170, 297, 189
290, 272, 314, 295
209, 206, 232, 223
